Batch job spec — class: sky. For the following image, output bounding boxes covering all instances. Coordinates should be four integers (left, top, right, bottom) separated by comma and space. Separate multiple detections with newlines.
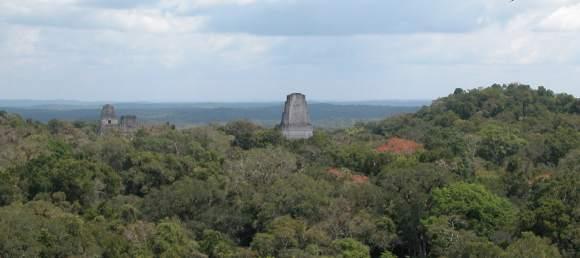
1, 0, 580, 102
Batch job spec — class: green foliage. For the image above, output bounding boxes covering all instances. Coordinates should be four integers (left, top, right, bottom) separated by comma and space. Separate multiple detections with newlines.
504, 232, 562, 258
223, 120, 282, 150
423, 216, 504, 257
13, 153, 121, 205
541, 128, 580, 165
331, 238, 370, 258
0, 201, 102, 257
226, 146, 298, 186
524, 172, 580, 256
377, 164, 455, 257
250, 233, 276, 256
379, 251, 396, 258
199, 230, 237, 258
0, 168, 22, 206
255, 174, 332, 223
142, 176, 225, 222
332, 144, 392, 175
430, 183, 517, 237
347, 212, 397, 252
250, 216, 306, 256
150, 219, 205, 258
477, 124, 527, 165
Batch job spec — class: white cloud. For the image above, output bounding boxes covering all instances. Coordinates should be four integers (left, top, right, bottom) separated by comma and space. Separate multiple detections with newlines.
0, 0, 78, 17
0, 25, 40, 58
538, 3, 580, 31
158, 0, 256, 12
2, 0, 580, 100
94, 9, 206, 33
191, 0, 256, 6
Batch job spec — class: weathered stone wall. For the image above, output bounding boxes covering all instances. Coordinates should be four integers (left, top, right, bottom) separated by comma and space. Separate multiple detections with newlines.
280, 93, 313, 139
99, 105, 138, 135
100, 104, 116, 119
99, 104, 119, 135
120, 115, 138, 133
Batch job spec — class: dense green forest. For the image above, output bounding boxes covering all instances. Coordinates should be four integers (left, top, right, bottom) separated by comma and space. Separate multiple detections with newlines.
0, 84, 578, 258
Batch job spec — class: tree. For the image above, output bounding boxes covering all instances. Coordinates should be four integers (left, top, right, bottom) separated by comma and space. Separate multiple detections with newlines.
223, 120, 261, 150
142, 177, 225, 222
332, 144, 392, 176
0, 201, 101, 257
0, 168, 22, 206
504, 232, 562, 258
525, 172, 580, 255
225, 147, 297, 187
376, 164, 455, 257
423, 216, 503, 258
541, 128, 580, 165
477, 124, 526, 164
380, 251, 397, 258
250, 216, 306, 255
331, 238, 370, 258
250, 233, 276, 257
255, 174, 331, 223
453, 88, 466, 95
150, 219, 206, 258
199, 230, 237, 258
430, 183, 517, 237
14, 154, 121, 206
347, 212, 397, 253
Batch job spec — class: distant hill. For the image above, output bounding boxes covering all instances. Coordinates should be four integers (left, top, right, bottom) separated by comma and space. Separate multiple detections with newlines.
0, 101, 424, 128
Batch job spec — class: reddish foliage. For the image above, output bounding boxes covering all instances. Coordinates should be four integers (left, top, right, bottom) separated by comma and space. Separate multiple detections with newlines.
528, 171, 553, 185
351, 175, 369, 184
326, 167, 343, 178
376, 137, 423, 154
325, 167, 369, 184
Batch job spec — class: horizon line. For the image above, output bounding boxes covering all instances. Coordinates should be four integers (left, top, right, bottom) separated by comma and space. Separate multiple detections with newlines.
0, 98, 434, 104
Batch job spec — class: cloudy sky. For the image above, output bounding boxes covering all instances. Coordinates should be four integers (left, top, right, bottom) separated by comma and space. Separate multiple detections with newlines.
1, 0, 580, 102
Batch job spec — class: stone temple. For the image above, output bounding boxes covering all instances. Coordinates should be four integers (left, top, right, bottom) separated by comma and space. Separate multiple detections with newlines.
280, 93, 313, 139
99, 104, 118, 134
120, 115, 138, 133
99, 104, 138, 135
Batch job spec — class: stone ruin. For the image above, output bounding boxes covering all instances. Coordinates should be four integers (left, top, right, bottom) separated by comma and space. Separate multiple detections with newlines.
99, 95, 313, 138
120, 115, 138, 133
99, 104, 138, 135
280, 93, 313, 139
99, 104, 118, 134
